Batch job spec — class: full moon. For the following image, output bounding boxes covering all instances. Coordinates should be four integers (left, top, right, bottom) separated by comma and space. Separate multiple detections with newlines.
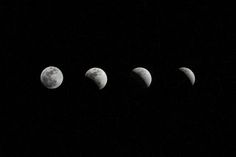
179, 67, 195, 85
85, 67, 107, 90
40, 66, 64, 89
131, 67, 152, 88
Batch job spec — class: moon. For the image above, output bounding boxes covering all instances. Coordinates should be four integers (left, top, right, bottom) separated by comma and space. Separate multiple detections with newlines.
85, 67, 107, 90
179, 67, 195, 85
131, 67, 152, 88
40, 66, 64, 89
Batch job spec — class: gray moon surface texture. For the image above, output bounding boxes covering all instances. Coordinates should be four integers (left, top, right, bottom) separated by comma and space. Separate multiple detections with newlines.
179, 67, 195, 85
85, 67, 107, 90
40, 66, 64, 89
132, 67, 152, 88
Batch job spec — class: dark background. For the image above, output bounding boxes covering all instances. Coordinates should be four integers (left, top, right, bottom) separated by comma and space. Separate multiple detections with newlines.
1, 1, 235, 156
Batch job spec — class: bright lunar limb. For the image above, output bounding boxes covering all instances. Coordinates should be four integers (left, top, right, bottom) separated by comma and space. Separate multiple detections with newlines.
85, 67, 107, 90
40, 66, 64, 89
132, 67, 152, 88
179, 67, 195, 85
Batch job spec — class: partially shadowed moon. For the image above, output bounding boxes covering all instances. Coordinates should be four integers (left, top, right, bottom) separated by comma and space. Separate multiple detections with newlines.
131, 67, 152, 88
179, 67, 195, 85
85, 67, 107, 90
40, 66, 64, 89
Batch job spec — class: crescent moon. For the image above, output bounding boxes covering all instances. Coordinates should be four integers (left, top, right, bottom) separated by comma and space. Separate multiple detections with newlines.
132, 67, 152, 88
85, 67, 108, 90
179, 67, 195, 85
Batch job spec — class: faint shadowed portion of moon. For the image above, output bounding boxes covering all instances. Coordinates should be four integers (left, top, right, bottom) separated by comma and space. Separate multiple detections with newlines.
40, 66, 64, 89
179, 67, 195, 85
131, 67, 152, 88
85, 67, 107, 90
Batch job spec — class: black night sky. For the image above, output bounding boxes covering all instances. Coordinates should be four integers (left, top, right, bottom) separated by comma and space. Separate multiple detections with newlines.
1, 1, 235, 156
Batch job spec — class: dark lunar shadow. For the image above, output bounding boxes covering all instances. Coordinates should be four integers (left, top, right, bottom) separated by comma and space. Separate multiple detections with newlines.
83, 77, 100, 93
130, 71, 150, 89
162, 68, 196, 113
128, 71, 150, 96
167, 69, 194, 95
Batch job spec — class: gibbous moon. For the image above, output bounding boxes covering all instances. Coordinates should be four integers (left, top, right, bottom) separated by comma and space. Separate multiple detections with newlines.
131, 67, 152, 88
85, 67, 107, 90
179, 67, 195, 85
40, 66, 64, 89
